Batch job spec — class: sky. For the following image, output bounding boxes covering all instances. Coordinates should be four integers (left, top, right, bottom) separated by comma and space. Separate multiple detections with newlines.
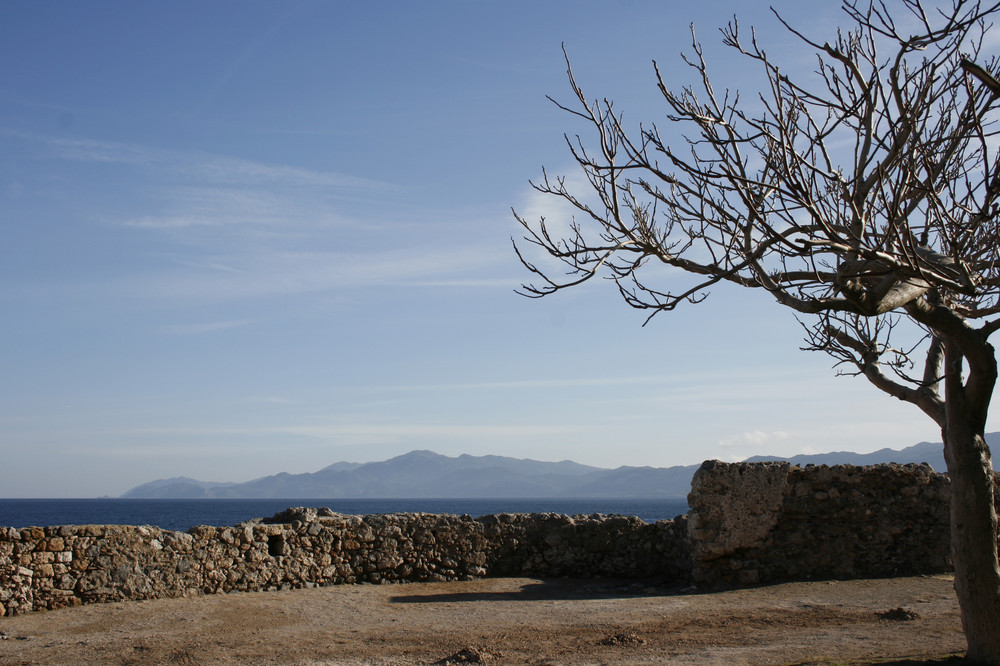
1, 1, 986, 497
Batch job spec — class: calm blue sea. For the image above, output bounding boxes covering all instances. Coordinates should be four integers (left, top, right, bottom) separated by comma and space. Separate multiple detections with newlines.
0, 498, 689, 532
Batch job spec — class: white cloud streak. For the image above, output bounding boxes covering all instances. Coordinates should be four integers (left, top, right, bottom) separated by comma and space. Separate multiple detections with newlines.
122, 187, 307, 229
370, 374, 689, 392
718, 430, 790, 448
6, 128, 515, 300
27, 132, 393, 191
142, 246, 508, 300
121, 422, 580, 441
162, 321, 250, 335
366, 367, 832, 395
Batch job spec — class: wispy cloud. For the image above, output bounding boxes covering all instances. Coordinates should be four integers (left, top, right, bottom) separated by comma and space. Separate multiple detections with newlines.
511, 169, 692, 290
121, 422, 580, 441
369, 374, 687, 393
244, 396, 297, 405
367, 367, 833, 395
22, 131, 392, 191
122, 187, 304, 229
402, 277, 521, 288
142, 245, 509, 300
718, 430, 790, 448
512, 169, 592, 259
5, 128, 514, 300
162, 320, 250, 335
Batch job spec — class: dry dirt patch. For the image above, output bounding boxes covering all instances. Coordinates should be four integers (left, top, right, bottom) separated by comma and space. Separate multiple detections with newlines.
0, 574, 963, 665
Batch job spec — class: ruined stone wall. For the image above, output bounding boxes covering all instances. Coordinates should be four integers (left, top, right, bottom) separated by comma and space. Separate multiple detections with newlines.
5, 461, 997, 616
688, 461, 1000, 587
0, 510, 688, 616
480, 512, 689, 579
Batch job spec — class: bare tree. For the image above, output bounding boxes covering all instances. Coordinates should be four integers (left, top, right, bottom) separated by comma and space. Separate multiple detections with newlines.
514, 0, 1000, 660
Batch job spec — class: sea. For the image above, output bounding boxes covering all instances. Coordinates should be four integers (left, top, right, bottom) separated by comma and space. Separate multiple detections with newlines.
0, 498, 690, 532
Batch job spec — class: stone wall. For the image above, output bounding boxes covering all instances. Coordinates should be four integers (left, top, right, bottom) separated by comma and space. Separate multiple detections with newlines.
687, 461, 999, 587
479, 512, 689, 579
4, 461, 998, 616
0, 509, 689, 616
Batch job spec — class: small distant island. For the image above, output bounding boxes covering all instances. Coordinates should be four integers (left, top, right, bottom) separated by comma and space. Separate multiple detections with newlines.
120, 435, 993, 499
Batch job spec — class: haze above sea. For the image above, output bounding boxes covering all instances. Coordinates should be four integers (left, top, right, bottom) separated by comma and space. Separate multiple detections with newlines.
0, 498, 689, 532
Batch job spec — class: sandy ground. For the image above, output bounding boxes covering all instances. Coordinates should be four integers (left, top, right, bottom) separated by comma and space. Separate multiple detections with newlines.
0, 574, 966, 665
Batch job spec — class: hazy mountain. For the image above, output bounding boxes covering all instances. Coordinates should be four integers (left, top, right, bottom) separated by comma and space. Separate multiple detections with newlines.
120, 477, 238, 499
317, 461, 365, 473
746, 433, 1000, 472
745, 441, 945, 469
122, 450, 695, 499
121, 435, 996, 499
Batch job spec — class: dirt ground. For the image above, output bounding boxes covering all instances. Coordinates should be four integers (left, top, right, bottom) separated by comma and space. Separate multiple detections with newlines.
0, 574, 966, 665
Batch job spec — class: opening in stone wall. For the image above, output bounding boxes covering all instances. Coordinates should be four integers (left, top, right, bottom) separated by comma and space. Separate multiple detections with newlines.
267, 534, 285, 557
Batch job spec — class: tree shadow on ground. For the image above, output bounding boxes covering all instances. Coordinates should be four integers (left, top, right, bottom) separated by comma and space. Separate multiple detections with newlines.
390, 578, 681, 604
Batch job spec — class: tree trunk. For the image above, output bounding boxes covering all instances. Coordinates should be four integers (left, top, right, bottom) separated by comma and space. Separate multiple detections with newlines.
943, 419, 1000, 663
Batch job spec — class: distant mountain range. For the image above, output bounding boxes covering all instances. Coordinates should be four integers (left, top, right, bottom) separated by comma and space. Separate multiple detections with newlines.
120, 434, 1000, 499
745, 433, 999, 471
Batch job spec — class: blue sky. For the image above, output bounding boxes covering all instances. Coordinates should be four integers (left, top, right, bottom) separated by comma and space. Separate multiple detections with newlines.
1, 1, 978, 497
